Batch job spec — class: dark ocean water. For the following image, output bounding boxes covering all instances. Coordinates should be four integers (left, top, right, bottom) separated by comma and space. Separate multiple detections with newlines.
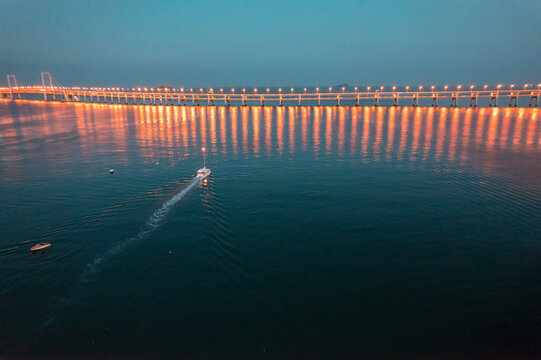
1, 100, 540, 359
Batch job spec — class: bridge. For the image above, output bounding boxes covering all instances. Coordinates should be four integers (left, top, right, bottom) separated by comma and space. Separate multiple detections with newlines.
1, 72, 539, 108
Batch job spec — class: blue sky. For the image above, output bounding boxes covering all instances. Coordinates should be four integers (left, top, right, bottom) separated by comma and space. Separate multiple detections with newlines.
1, 0, 540, 87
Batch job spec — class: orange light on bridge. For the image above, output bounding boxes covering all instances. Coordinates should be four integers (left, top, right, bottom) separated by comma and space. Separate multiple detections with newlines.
497, 84, 502, 89
354, 86, 358, 92
457, 85, 462, 90
254, 88, 257, 93
367, 86, 372, 91
304, 87, 307, 93
231, 88, 235, 93
405, 86, 409, 91
279, 88, 282, 93
342, 87, 345, 92
470, 85, 474, 90
523, 84, 529, 89
418, 86, 423, 90
380, 86, 384, 91
484, 85, 488, 89
316, 87, 319, 93
290, 88, 294, 93
444, 85, 448, 90
329, 87, 332, 92
266, 88, 270, 93
431, 85, 435, 91
510, 84, 515, 89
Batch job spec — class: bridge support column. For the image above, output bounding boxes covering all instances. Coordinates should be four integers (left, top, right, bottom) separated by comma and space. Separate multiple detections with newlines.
279, 94, 283, 106
261, 95, 264, 106
450, 93, 457, 107
413, 93, 418, 107
317, 94, 321, 106
509, 92, 518, 107
470, 92, 478, 107
356, 94, 359, 106
393, 93, 399, 106
298, 94, 302, 106
431, 94, 438, 107
226, 96, 230, 107
374, 92, 379, 106
489, 92, 498, 107
336, 94, 340, 106
529, 92, 539, 107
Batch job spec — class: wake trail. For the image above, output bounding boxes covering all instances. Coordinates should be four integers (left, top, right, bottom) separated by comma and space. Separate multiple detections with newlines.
80, 176, 201, 282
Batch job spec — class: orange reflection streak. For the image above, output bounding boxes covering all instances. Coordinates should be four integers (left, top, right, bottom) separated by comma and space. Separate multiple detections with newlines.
277, 106, 284, 155
252, 107, 260, 154
422, 107, 435, 161
398, 107, 409, 160
338, 107, 346, 157
486, 108, 499, 148
448, 108, 460, 162
301, 107, 309, 150
241, 106, 249, 154
525, 108, 538, 146
219, 107, 227, 156
361, 107, 371, 158
475, 108, 487, 152
288, 107, 296, 153
190, 107, 197, 150
325, 107, 333, 155
209, 106, 217, 153
265, 107, 272, 156
385, 106, 395, 160
374, 107, 385, 161
230, 107, 238, 155
313, 106, 321, 156
459, 108, 473, 164
200, 107, 208, 154
499, 108, 512, 149
351, 107, 359, 156
513, 108, 525, 149
181, 107, 188, 154
411, 107, 422, 160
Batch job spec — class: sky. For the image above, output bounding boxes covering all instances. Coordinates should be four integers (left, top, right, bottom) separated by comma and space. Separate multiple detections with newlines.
1, 0, 540, 88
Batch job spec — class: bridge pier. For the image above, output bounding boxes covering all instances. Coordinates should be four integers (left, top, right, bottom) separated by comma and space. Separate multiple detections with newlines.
431, 93, 438, 107
450, 93, 458, 107
356, 94, 360, 106
298, 94, 302, 106
279, 94, 283, 106
374, 92, 379, 106
509, 92, 518, 107
393, 93, 399, 106
317, 94, 321, 106
226, 96, 230, 107
488, 92, 498, 107
261, 95, 264, 106
529, 92, 539, 107
469, 92, 478, 107
413, 93, 418, 107
336, 94, 340, 106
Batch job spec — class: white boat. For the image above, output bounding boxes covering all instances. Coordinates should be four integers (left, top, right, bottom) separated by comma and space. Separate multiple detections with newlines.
197, 147, 211, 178
30, 242, 51, 251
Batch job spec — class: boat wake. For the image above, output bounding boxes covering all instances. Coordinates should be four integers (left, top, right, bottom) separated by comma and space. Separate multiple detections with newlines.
81, 176, 202, 282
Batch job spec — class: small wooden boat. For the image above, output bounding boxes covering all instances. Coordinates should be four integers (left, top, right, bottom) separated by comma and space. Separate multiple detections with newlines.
30, 242, 51, 251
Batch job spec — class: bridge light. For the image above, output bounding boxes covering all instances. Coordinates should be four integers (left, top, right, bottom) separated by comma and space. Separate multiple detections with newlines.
181, 88, 184, 92
444, 85, 448, 90
457, 85, 462, 90
484, 85, 488, 89
304, 88, 307, 93
523, 84, 529, 89
278, 88, 282, 93
367, 86, 372, 91
419, 86, 423, 90
316, 87, 319, 93
497, 84, 502, 89
470, 85, 474, 90
200, 88, 203, 92
254, 88, 257, 93
380, 86, 384, 91
231, 88, 235, 93
329, 87, 332, 92
405, 86, 409, 91
510, 84, 515, 89
431, 85, 435, 91
266, 88, 270, 93
243, 88, 246, 93
355, 87, 358, 92
342, 87, 345, 92
220, 88, 223, 93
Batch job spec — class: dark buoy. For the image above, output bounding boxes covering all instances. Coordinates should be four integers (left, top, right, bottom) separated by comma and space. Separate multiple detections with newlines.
109, 169, 114, 174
